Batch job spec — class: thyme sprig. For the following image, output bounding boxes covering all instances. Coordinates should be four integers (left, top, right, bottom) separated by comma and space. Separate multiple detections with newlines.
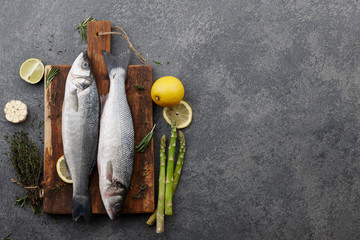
45, 66, 60, 88
76, 16, 96, 42
5, 131, 42, 213
136, 124, 156, 152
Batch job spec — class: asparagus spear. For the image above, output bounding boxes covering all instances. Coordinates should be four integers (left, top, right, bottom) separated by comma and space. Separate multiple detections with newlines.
165, 122, 177, 215
146, 213, 156, 226
146, 130, 186, 226
173, 130, 185, 190
156, 135, 167, 233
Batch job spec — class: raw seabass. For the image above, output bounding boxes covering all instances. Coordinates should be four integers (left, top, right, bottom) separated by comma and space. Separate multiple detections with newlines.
62, 52, 99, 221
97, 50, 134, 220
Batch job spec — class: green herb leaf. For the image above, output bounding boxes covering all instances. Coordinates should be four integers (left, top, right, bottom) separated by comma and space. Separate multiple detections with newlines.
132, 193, 141, 199
132, 184, 148, 199
136, 124, 156, 152
2, 233, 13, 240
48, 112, 60, 119
133, 84, 145, 90
45, 66, 60, 88
153, 60, 162, 65
50, 88, 58, 103
76, 16, 96, 42
38, 121, 44, 130
15, 195, 28, 208
30, 204, 37, 214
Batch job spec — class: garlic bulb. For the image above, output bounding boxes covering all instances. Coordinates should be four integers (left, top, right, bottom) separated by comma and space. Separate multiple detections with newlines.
4, 100, 28, 123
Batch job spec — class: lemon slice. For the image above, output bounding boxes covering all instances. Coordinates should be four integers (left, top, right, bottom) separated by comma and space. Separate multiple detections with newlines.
19, 58, 44, 84
163, 100, 192, 129
56, 155, 72, 184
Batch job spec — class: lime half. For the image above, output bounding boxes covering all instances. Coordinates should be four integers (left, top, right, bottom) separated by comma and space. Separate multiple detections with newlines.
19, 58, 44, 84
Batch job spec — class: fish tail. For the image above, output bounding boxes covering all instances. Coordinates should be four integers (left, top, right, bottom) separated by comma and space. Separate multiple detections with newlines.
72, 194, 92, 221
102, 50, 130, 79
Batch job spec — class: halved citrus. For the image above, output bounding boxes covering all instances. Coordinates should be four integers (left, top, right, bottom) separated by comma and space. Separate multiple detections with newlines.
163, 100, 192, 129
19, 58, 44, 84
56, 155, 72, 184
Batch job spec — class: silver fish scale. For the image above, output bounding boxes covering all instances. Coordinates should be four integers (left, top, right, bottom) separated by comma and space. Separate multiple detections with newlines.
62, 71, 99, 196
98, 67, 134, 187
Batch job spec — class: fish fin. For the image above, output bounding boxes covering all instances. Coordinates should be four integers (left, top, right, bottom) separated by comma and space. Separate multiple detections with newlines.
102, 50, 130, 79
100, 94, 109, 115
63, 155, 72, 179
89, 149, 97, 175
72, 194, 92, 222
70, 88, 78, 112
106, 161, 113, 182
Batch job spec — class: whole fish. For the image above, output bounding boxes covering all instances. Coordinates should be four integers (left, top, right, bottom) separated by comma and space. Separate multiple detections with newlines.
62, 52, 99, 221
98, 50, 134, 220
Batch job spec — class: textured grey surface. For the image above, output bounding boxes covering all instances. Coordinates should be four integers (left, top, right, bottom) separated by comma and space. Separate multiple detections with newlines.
1, 0, 360, 239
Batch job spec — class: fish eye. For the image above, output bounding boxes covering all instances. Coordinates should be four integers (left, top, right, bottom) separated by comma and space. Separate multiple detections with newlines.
81, 62, 89, 69
115, 203, 122, 212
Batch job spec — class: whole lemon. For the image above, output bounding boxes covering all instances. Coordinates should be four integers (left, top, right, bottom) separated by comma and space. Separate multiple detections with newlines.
151, 76, 185, 107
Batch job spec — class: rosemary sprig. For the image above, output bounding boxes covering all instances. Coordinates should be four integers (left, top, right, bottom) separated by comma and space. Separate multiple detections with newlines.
136, 124, 156, 152
75, 16, 96, 42
45, 66, 60, 88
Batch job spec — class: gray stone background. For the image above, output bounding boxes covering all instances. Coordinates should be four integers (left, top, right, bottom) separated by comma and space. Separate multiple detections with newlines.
1, 0, 360, 239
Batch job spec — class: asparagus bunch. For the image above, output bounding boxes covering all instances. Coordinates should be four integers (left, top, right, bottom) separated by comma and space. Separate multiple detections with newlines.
146, 130, 186, 227
165, 123, 177, 215
156, 135, 167, 233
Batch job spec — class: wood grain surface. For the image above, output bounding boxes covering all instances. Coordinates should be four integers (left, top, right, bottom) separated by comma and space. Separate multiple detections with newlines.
87, 21, 111, 95
43, 21, 154, 215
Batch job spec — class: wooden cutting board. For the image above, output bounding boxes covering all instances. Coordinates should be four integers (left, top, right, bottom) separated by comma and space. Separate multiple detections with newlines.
43, 64, 155, 214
